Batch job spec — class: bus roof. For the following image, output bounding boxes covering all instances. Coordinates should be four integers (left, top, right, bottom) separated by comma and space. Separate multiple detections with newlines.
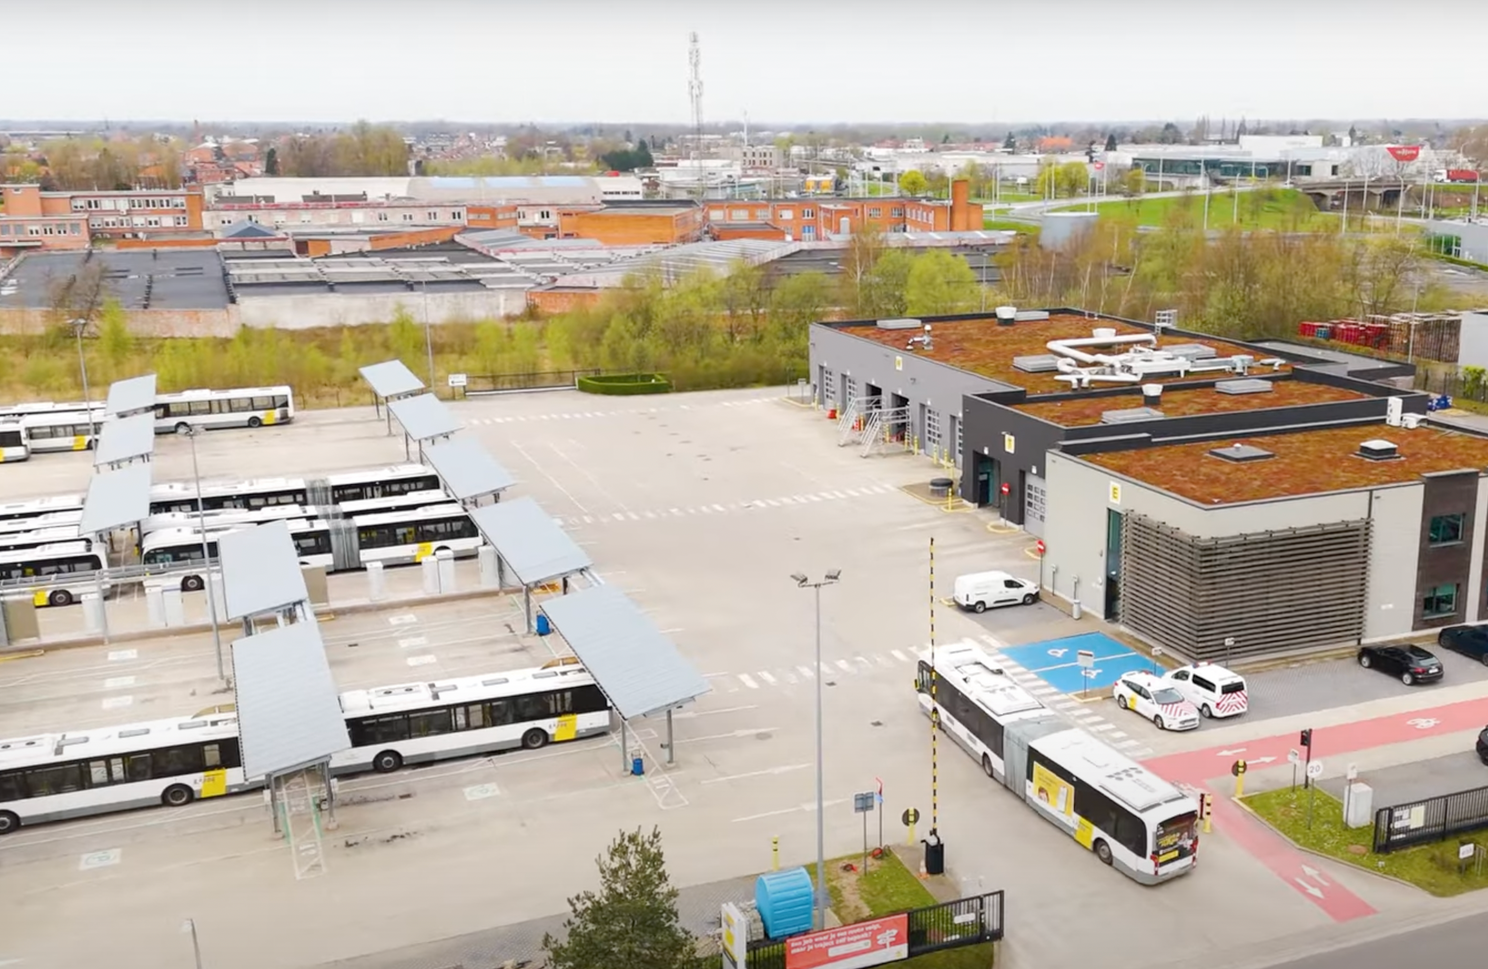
1030, 727, 1192, 816
155, 386, 292, 401
929, 641, 1058, 722
337, 489, 451, 514
0, 714, 240, 770
0, 541, 98, 562
0, 495, 86, 517
339, 664, 597, 717
18, 410, 108, 427
349, 503, 471, 527
0, 510, 85, 533
322, 464, 434, 486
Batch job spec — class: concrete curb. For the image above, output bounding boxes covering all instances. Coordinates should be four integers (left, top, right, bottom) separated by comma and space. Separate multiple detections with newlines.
0, 586, 517, 657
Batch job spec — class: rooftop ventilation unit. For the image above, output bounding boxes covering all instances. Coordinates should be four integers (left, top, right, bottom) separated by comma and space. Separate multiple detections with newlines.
1013, 354, 1060, 373
876, 318, 922, 330
1101, 407, 1165, 424
1358, 439, 1400, 461
1142, 383, 1163, 407
1014, 310, 1051, 322
1215, 379, 1275, 395
1210, 443, 1276, 463
995, 305, 1017, 326
1162, 343, 1219, 361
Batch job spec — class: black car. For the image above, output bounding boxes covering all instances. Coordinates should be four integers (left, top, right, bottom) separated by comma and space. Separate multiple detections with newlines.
1477, 727, 1488, 766
1357, 644, 1444, 685
1437, 624, 1488, 666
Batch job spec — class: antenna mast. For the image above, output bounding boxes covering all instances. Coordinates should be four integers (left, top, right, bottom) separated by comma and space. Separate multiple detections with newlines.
688, 31, 704, 199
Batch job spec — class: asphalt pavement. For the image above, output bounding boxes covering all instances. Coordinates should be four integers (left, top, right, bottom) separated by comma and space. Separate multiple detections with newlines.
1261, 912, 1483, 969
1319, 751, 1488, 807
1242, 648, 1488, 723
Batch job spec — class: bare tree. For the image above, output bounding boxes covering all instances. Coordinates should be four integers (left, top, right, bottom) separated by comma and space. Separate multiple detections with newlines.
45, 261, 110, 335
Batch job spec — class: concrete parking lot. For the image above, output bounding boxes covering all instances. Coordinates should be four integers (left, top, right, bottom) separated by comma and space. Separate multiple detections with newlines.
0, 387, 1482, 969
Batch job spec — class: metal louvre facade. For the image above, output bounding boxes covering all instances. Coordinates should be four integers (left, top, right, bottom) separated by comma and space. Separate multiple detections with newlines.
1120, 513, 1372, 660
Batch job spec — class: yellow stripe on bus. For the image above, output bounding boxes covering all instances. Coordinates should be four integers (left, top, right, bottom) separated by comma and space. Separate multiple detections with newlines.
414, 542, 434, 562
263, 411, 277, 425
200, 769, 228, 798
555, 714, 578, 742
73, 435, 88, 451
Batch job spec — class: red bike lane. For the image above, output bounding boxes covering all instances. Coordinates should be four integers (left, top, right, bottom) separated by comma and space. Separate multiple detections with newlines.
1144, 695, 1488, 923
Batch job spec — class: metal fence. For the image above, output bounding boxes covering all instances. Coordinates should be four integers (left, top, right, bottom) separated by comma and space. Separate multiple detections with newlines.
745, 890, 1005, 968
1416, 369, 1483, 405
1373, 784, 1488, 853
461, 369, 604, 396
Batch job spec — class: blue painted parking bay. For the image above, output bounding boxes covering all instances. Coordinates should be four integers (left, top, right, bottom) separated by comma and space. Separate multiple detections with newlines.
998, 633, 1155, 694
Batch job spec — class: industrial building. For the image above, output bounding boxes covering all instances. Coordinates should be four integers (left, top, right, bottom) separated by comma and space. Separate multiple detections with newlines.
808, 309, 1488, 661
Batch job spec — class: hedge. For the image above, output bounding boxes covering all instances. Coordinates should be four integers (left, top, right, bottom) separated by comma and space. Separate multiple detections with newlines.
576, 372, 673, 396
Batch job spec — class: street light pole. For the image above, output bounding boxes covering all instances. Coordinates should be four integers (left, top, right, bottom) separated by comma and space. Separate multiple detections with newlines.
421, 281, 436, 395
184, 426, 226, 684
71, 318, 97, 441
792, 569, 841, 932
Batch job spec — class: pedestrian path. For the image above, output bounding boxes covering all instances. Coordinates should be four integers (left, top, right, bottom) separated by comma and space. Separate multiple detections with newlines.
465, 395, 778, 426
551, 483, 903, 528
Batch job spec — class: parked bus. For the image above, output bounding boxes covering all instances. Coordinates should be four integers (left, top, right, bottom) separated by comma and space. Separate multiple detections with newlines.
153, 386, 295, 434
0, 663, 611, 834
0, 527, 90, 555
0, 422, 26, 463
141, 503, 482, 590
146, 465, 441, 515
0, 400, 97, 420
0, 495, 85, 524
17, 410, 107, 455
139, 490, 451, 537
915, 642, 1199, 884
0, 542, 109, 607
0, 510, 85, 535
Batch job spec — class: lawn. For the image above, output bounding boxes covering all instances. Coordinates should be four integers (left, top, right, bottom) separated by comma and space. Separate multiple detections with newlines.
806, 850, 996, 968
974, 191, 1041, 204
982, 218, 1037, 234
1243, 786, 1488, 897
1057, 188, 1326, 231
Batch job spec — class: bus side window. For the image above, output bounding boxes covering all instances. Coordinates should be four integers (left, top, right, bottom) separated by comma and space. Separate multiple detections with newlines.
87, 760, 110, 786
203, 744, 222, 769
27, 763, 83, 797
0, 771, 24, 801
109, 757, 127, 783
273, 395, 289, 409
126, 754, 152, 781
486, 698, 514, 726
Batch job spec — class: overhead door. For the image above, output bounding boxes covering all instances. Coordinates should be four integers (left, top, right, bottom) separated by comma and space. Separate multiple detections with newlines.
1024, 474, 1048, 538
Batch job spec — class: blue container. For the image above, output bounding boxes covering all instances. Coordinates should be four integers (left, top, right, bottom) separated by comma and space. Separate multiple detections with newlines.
1316, 325, 1331, 340
631, 756, 644, 776
756, 867, 814, 940
535, 613, 551, 636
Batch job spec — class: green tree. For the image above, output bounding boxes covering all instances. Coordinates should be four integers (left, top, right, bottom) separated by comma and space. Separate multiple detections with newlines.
897, 170, 929, 196
472, 319, 511, 374
1104, 133, 1118, 152
96, 298, 133, 377
542, 827, 696, 969
509, 323, 542, 374
768, 271, 832, 358
387, 306, 424, 370
1002, 132, 1016, 151
264, 146, 279, 176
839, 221, 888, 317
861, 248, 914, 319
905, 249, 980, 316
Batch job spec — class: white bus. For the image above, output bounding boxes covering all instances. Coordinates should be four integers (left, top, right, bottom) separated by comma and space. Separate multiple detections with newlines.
153, 386, 294, 434
0, 495, 86, 524
0, 509, 86, 535
0, 422, 27, 463
0, 663, 611, 834
0, 713, 245, 834
17, 410, 107, 455
146, 464, 441, 515
138, 489, 451, 537
141, 503, 482, 590
0, 542, 109, 607
334, 663, 611, 774
0, 526, 90, 555
0, 400, 97, 420
916, 642, 1199, 884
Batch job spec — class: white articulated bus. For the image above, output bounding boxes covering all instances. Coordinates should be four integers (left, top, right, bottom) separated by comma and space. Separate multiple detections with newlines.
0, 400, 97, 420
0, 422, 26, 463
0, 509, 86, 535
0, 542, 109, 607
153, 386, 295, 434
916, 642, 1199, 884
0, 527, 90, 555
0, 495, 86, 524
0, 662, 611, 834
18, 410, 108, 455
146, 464, 441, 515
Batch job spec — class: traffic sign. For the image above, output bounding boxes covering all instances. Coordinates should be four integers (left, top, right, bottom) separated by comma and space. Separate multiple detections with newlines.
1231, 760, 1247, 777
1076, 650, 1095, 669
1307, 760, 1324, 779
1035, 539, 1045, 556
854, 792, 875, 813
902, 807, 920, 827
447, 372, 468, 388
1288, 748, 1301, 766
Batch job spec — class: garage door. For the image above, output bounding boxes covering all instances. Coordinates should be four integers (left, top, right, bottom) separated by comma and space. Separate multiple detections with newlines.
1024, 474, 1048, 537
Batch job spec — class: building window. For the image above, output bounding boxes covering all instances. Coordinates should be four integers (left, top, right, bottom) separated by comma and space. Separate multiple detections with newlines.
1428, 514, 1464, 546
729, 209, 749, 221
377, 212, 389, 222
778, 208, 794, 220
427, 211, 438, 220
1423, 583, 1458, 619
801, 208, 816, 219
868, 207, 882, 218
802, 226, 815, 240
890, 207, 904, 217
709, 209, 725, 219
755, 209, 770, 220
403, 213, 414, 221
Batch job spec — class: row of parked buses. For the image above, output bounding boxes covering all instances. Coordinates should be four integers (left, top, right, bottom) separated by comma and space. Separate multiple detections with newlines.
0, 465, 485, 606
0, 386, 295, 462
0, 660, 612, 835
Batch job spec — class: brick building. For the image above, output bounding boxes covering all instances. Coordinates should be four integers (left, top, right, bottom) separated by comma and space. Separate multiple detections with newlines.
468, 200, 703, 246
0, 183, 206, 254
707, 179, 982, 242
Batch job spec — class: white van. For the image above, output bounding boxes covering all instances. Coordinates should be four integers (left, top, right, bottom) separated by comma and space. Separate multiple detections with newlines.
952, 571, 1039, 613
1161, 663, 1248, 719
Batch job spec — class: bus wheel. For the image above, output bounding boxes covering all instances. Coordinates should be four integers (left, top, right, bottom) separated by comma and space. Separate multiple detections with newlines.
48, 589, 74, 607
0, 810, 18, 834
247, 416, 262, 428
373, 750, 403, 773
162, 785, 194, 807
182, 575, 204, 592
981, 754, 995, 778
174, 423, 191, 435
522, 728, 550, 750
1094, 839, 1113, 866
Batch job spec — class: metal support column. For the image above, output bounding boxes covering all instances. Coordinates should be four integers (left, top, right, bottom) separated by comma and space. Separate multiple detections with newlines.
666, 708, 675, 765
620, 720, 628, 774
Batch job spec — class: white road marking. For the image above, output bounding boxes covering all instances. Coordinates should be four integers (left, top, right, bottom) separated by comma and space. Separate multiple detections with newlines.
737, 674, 760, 690
757, 671, 777, 686
79, 849, 122, 871
1108, 731, 1128, 739
463, 783, 501, 801
1090, 723, 1116, 732
702, 764, 810, 785
107, 649, 138, 662
407, 655, 437, 667
711, 504, 727, 512
612, 513, 626, 521
783, 672, 798, 684
387, 614, 418, 626
797, 665, 815, 678
397, 636, 428, 649
834, 659, 853, 672
104, 676, 136, 690
891, 649, 909, 663
102, 695, 133, 710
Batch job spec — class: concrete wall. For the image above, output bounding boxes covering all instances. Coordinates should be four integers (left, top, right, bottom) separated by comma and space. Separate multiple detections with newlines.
1426, 220, 1488, 264
236, 289, 526, 329
0, 306, 238, 337
1456, 312, 1488, 371
1040, 449, 1429, 643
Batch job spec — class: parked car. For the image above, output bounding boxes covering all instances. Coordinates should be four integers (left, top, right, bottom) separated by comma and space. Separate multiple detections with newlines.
1113, 671, 1200, 732
1477, 726, 1488, 766
1161, 662, 1248, 719
952, 571, 1038, 613
1357, 644, 1443, 685
1437, 624, 1488, 666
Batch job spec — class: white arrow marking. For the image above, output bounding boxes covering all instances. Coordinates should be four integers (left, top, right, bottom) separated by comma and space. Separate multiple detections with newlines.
1217, 748, 1248, 756
1294, 878, 1325, 899
1302, 865, 1330, 887
1250, 756, 1278, 764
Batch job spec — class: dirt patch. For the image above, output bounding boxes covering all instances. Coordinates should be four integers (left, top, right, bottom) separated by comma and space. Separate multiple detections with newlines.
827, 859, 874, 923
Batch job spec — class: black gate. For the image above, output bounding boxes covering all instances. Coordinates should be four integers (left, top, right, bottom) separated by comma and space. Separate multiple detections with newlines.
745, 890, 1005, 968
1373, 784, 1488, 853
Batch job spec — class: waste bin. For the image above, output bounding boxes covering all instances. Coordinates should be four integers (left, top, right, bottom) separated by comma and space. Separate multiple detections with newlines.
631, 756, 645, 776
923, 834, 945, 875
536, 613, 551, 636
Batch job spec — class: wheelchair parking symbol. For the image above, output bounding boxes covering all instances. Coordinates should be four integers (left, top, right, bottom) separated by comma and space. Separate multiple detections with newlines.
1048, 648, 1068, 659
1080, 668, 1102, 679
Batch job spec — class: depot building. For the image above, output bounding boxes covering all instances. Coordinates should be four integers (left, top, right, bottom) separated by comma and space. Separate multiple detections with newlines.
808, 309, 1488, 662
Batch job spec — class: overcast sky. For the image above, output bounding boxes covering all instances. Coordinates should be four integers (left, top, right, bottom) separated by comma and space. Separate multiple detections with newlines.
12, 0, 1485, 126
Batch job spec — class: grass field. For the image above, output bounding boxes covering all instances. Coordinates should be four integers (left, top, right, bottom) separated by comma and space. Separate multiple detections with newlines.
982, 218, 1037, 234
1243, 786, 1488, 897
1057, 188, 1328, 230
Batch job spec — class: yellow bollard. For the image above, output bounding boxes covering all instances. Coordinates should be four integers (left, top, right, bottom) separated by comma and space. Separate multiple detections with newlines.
771, 836, 779, 871
1234, 773, 1245, 799
1202, 793, 1213, 834
907, 820, 916, 847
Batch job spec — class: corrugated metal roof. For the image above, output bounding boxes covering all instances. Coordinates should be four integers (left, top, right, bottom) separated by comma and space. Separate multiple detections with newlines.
79, 463, 152, 535
539, 585, 710, 720
469, 497, 590, 586
93, 412, 156, 467
388, 393, 462, 442
231, 622, 349, 779
219, 520, 309, 621
424, 437, 514, 501
103, 374, 157, 416
359, 360, 425, 400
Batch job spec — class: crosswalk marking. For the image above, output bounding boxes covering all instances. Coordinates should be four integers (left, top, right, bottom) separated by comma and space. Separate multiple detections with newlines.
891, 649, 908, 662
738, 674, 760, 690
798, 665, 815, 679
757, 671, 777, 686
834, 659, 853, 673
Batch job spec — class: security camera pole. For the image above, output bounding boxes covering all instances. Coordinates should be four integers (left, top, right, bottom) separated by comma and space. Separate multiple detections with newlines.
792, 568, 841, 931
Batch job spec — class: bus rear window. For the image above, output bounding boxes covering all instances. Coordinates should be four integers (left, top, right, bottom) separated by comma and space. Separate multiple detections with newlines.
1155, 812, 1198, 864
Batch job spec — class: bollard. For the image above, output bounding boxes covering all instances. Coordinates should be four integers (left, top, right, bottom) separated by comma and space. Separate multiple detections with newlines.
162, 588, 186, 628
436, 549, 456, 594
907, 820, 916, 847
420, 555, 439, 595
477, 545, 499, 589
145, 584, 166, 629
81, 592, 104, 634
367, 561, 387, 602
772, 836, 780, 871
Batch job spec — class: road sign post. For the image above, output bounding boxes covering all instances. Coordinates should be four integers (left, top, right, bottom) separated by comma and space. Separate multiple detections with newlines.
1288, 748, 1301, 790
1300, 728, 1314, 790
855, 791, 874, 872
1077, 649, 1095, 698
902, 807, 920, 846
1151, 644, 1164, 674
1306, 759, 1323, 828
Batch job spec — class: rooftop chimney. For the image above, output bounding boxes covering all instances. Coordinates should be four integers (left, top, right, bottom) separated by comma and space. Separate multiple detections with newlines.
995, 305, 1017, 327
1358, 439, 1399, 461
1142, 383, 1163, 408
